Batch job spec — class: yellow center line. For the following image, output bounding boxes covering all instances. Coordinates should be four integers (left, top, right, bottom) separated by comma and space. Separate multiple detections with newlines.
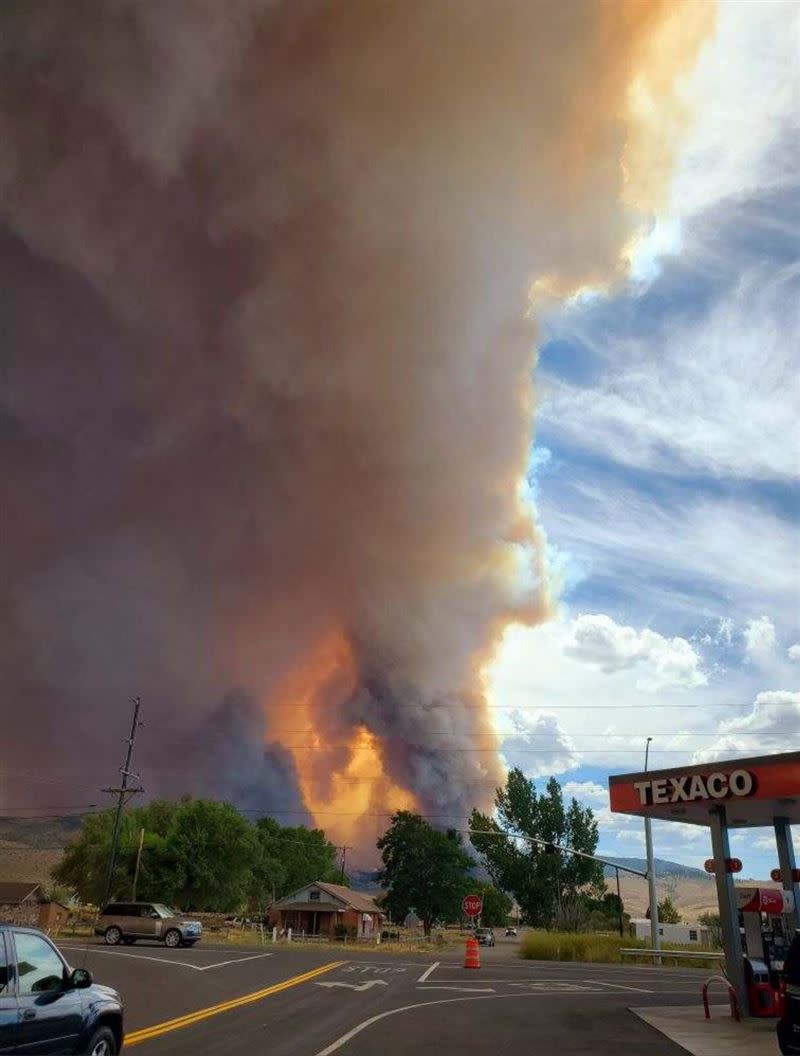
125, 959, 346, 1046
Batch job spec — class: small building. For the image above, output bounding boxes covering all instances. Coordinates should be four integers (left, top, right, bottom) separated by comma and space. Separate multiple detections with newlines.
38, 900, 71, 931
0, 883, 71, 931
0, 882, 44, 928
629, 918, 710, 945
0, 881, 42, 909
269, 881, 384, 938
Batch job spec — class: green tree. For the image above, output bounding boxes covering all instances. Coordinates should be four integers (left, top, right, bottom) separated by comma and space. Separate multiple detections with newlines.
170, 800, 258, 911
254, 818, 340, 899
473, 882, 513, 927
469, 769, 603, 928
377, 812, 474, 935
53, 798, 344, 913
648, 895, 681, 924
698, 911, 722, 948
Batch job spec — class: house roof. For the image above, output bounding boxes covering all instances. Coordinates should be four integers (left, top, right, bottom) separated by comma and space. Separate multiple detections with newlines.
274, 880, 382, 915
316, 882, 382, 914
0, 882, 42, 904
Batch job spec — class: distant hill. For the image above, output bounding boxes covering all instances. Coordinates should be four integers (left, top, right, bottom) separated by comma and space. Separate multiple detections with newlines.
601, 856, 710, 880
348, 869, 382, 892
0, 815, 82, 849
0, 815, 82, 888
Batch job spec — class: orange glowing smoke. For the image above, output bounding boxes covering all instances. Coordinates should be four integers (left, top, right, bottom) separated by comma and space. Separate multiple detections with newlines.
266, 630, 417, 847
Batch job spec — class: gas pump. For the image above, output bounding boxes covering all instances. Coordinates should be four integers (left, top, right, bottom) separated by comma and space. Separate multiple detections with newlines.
737, 887, 795, 1017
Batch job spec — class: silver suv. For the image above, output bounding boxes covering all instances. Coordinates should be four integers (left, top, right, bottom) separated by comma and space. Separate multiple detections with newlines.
96, 901, 202, 948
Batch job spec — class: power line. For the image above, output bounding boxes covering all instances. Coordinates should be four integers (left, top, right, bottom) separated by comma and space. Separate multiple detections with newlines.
259, 701, 798, 710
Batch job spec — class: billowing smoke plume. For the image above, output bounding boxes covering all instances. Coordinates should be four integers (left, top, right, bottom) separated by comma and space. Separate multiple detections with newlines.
0, 1, 711, 851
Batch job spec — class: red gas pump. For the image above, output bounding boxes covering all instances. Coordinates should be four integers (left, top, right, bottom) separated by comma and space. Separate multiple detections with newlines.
737, 887, 795, 1018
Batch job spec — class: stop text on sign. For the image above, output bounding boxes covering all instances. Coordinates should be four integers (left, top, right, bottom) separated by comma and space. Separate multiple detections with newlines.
633, 769, 756, 806
462, 894, 483, 917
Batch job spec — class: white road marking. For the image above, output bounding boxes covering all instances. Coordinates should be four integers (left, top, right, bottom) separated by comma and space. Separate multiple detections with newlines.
58, 946, 273, 972
316, 980, 389, 991
195, 953, 275, 971
312, 992, 614, 1056
417, 962, 439, 983
508, 982, 600, 992
586, 979, 654, 994
418, 986, 495, 993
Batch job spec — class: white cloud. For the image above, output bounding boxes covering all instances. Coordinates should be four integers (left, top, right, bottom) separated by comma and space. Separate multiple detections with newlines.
744, 616, 777, 664
631, 0, 799, 271
717, 618, 734, 647
498, 709, 579, 780
562, 780, 608, 804
693, 690, 800, 761
488, 617, 723, 774
788, 644, 800, 661
564, 613, 707, 691
753, 830, 800, 856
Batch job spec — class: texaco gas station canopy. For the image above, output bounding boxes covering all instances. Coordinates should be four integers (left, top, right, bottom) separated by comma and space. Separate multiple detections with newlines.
609, 751, 800, 1018
609, 750, 800, 828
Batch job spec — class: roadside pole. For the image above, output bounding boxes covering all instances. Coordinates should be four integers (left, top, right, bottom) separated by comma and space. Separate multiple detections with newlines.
102, 697, 144, 907
644, 737, 661, 962
131, 826, 145, 900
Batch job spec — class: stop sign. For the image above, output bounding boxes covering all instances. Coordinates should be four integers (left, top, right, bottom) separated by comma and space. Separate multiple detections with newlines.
462, 893, 483, 918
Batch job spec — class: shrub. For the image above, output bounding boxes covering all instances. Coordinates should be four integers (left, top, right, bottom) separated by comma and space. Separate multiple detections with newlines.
519, 930, 719, 968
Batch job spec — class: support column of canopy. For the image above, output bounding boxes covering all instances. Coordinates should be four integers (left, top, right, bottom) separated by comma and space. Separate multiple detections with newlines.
709, 805, 748, 1016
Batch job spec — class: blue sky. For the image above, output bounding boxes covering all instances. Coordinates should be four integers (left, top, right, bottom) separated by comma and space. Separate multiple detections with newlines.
487, 0, 799, 881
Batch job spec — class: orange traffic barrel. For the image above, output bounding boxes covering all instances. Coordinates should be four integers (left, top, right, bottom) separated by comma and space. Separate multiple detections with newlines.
464, 937, 481, 969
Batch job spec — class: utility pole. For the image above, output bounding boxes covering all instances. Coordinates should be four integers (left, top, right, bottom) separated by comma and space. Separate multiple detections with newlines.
339, 845, 351, 884
614, 865, 624, 938
102, 697, 143, 907
644, 736, 661, 960
132, 827, 145, 900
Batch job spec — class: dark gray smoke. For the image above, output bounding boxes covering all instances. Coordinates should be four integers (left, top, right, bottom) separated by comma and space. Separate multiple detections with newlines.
0, 1, 708, 847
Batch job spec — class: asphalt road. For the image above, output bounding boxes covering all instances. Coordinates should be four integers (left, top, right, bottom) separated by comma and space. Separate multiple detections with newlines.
58, 935, 706, 1055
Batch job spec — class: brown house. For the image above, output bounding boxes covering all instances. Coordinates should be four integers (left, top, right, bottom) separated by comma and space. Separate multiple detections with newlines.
269, 881, 383, 938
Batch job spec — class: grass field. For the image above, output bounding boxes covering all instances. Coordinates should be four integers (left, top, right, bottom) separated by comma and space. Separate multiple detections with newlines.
519, 930, 721, 968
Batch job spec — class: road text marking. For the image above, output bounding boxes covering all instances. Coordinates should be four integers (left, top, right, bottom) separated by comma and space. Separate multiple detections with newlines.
316, 980, 389, 992
125, 960, 345, 1046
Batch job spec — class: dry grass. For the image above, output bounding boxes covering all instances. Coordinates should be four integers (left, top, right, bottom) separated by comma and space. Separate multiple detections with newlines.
520, 930, 720, 969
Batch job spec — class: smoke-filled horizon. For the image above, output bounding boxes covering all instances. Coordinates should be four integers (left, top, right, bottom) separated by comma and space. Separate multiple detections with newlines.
0, 1, 712, 854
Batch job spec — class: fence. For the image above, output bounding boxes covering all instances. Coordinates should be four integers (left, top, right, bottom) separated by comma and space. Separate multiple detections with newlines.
620, 947, 725, 964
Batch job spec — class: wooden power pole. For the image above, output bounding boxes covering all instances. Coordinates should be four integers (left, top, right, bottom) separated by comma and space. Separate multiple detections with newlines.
102, 697, 143, 906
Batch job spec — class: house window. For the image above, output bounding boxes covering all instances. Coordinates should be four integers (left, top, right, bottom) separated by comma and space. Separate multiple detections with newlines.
309, 890, 320, 901
689, 930, 698, 942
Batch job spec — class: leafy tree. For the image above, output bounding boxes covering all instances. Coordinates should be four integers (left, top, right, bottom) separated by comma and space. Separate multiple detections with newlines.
54, 799, 188, 906
53, 798, 341, 913
473, 882, 513, 927
469, 769, 603, 928
255, 818, 340, 899
169, 800, 259, 911
377, 812, 474, 935
698, 911, 722, 948
647, 895, 681, 924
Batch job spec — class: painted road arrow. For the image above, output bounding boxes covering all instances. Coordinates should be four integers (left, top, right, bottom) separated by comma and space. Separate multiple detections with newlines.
316, 980, 389, 991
